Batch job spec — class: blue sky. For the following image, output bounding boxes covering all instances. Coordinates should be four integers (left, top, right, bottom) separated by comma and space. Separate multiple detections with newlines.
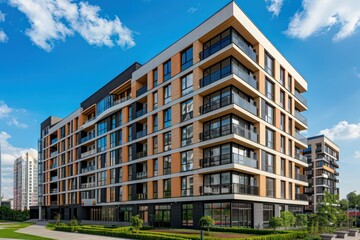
0, 0, 360, 199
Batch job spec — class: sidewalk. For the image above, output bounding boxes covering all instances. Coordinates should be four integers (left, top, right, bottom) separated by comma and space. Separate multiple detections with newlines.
16, 224, 131, 240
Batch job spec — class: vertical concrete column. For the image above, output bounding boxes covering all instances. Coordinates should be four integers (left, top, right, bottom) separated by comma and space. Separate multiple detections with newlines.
253, 203, 263, 229
274, 205, 281, 217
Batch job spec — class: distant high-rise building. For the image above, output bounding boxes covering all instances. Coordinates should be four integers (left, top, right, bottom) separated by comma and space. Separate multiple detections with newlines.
13, 152, 38, 210
304, 135, 340, 212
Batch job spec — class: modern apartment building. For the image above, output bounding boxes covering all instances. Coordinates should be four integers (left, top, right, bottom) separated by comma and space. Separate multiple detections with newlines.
304, 135, 340, 212
13, 152, 38, 210
39, 2, 309, 228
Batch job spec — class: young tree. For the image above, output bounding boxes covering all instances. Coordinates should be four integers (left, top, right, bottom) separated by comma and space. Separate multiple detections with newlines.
130, 215, 143, 232
296, 214, 308, 229
199, 216, 214, 232
269, 217, 283, 232
281, 211, 296, 228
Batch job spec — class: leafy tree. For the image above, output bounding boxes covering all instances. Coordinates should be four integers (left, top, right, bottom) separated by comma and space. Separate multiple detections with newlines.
130, 215, 143, 232
269, 217, 283, 232
339, 199, 349, 211
199, 216, 214, 232
316, 192, 344, 232
280, 211, 296, 228
296, 214, 308, 228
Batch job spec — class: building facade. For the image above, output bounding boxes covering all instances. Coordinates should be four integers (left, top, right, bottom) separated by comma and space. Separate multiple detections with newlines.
304, 135, 340, 212
13, 152, 38, 210
39, 2, 309, 228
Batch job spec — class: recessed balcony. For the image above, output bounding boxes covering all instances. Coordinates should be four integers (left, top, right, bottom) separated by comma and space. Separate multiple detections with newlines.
200, 153, 258, 169
200, 124, 258, 143
200, 183, 258, 196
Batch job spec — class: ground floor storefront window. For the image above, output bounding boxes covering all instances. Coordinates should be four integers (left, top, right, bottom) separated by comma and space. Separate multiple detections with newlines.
155, 205, 171, 227
182, 203, 193, 227
90, 206, 116, 221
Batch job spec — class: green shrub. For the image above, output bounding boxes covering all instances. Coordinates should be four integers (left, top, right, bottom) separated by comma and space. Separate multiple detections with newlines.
269, 217, 284, 232
281, 211, 296, 228
130, 214, 144, 232
296, 214, 308, 228
199, 216, 214, 232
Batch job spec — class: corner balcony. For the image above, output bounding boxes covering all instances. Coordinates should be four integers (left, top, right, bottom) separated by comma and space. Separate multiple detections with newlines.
200, 93, 257, 116
200, 153, 258, 169
295, 173, 308, 182
295, 193, 308, 201
200, 124, 258, 143
295, 153, 308, 163
136, 108, 147, 119
200, 183, 258, 196
295, 111, 308, 125
295, 91, 307, 106
136, 85, 147, 98
295, 132, 307, 145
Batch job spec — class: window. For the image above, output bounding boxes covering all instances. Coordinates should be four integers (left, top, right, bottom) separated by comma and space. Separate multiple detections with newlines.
181, 73, 193, 96
164, 131, 171, 151
265, 78, 274, 100
181, 99, 193, 122
288, 139, 293, 156
287, 96, 292, 113
181, 150, 193, 171
153, 68, 158, 87
263, 204, 274, 227
181, 125, 193, 146
263, 101, 274, 124
110, 132, 116, 148
262, 151, 275, 173
265, 52, 274, 76
280, 136, 285, 154
280, 90, 285, 108
153, 159, 158, 177
181, 176, 193, 196
153, 114, 158, 132
288, 182, 293, 199
287, 74, 292, 91
128, 107, 132, 122
164, 84, 171, 105
153, 181, 158, 199
280, 67, 285, 85
155, 205, 171, 224
266, 128, 274, 149
163, 60, 171, 81
163, 155, 171, 175
287, 118, 292, 134
280, 113, 285, 131
182, 204, 193, 226
281, 158, 285, 176
163, 179, 171, 198
281, 181, 285, 198
97, 120, 108, 136
97, 137, 107, 152
153, 92, 158, 109
266, 177, 275, 197
164, 108, 172, 128
288, 161, 293, 178
128, 125, 133, 141
153, 136, 158, 154
181, 47, 193, 71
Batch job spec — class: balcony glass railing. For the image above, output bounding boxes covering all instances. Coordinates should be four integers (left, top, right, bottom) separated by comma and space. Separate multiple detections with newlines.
81, 182, 96, 188
295, 193, 308, 201
51, 138, 58, 145
81, 165, 96, 174
295, 132, 307, 145
136, 108, 147, 119
81, 149, 96, 159
295, 153, 307, 163
136, 171, 148, 180
295, 111, 308, 125
295, 173, 307, 182
80, 134, 95, 144
50, 151, 58, 157
295, 91, 307, 106
50, 176, 58, 181
136, 85, 147, 97
200, 60, 257, 89
200, 153, 258, 169
200, 183, 258, 196
136, 193, 147, 200
201, 93, 257, 116
200, 124, 258, 143
136, 129, 147, 139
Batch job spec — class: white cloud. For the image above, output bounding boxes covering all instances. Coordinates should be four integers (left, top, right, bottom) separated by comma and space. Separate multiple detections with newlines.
265, 0, 284, 16
0, 101, 12, 118
7, 118, 28, 129
9, 0, 135, 52
286, 0, 360, 41
0, 131, 37, 198
319, 121, 360, 141
355, 151, 360, 159
187, 7, 198, 14
0, 10, 8, 43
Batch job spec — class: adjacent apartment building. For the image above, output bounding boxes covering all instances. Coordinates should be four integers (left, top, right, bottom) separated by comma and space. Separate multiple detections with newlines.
39, 2, 309, 228
13, 152, 38, 210
304, 135, 340, 212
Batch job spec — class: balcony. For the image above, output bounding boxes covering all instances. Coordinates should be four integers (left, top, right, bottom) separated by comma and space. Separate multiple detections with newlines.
136, 193, 148, 200
200, 183, 258, 196
84, 116, 96, 124
200, 58, 257, 90
50, 188, 58, 193
200, 153, 258, 169
295, 173, 308, 182
50, 151, 58, 157
50, 163, 58, 169
200, 124, 258, 143
80, 134, 95, 144
136, 85, 147, 97
50, 201, 57, 205
201, 93, 257, 116
113, 95, 131, 106
81, 165, 96, 174
334, 171, 339, 176
136, 129, 147, 139
295, 193, 308, 201
181, 189, 194, 197
295, 132, 307, 145
81, 182, 96, 188
199, 28, 256, 62
295, 153, 307, 163
136, 171, 148, 180
136, 108, 147, 119
50, 176, 58, 182
295, 111, 308, 125
51, 138, 58, 145
135, 150, 147, 160
295, 91, 307, 106
81, 149, 96, 159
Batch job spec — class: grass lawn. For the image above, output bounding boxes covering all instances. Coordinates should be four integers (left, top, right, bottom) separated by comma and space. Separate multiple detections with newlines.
0, 222, 52, 240
149, 228, 258, 239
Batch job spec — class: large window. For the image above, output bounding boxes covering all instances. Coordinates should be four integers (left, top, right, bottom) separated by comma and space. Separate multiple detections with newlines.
155, 205, 171, 226
287, 74, 292, 91
163, 179, 171, 198
97, 95, 113, 116
181, 73, 193, 96
164, 108, 172, 128
265, 52, 274, 76
182, 204, 193, 227
181, 125, 193, 147
181, 99, 193, 122
153, 181, 158, 199
153, 159, 158, 177
262, 101, 274, 124
181, 47, 193, 71
153, 114, 158, 132
289, 182, 293, 199
265, 78, 274, 100
164, 84, 172, 105
153, 91, 158, 109
153, 68, 158, 87
281, 136, 285, 154
163, 155, 171, 175
263, 204, 274, 227
280, 67, 285, 85
181, 176, 193, 196
266, 177, 275, 197
280, 113, 285, 131
153, 136, 158, 154
281, 181, 285, 199
262, 151, 275, 173
164, 131, 171, 151
119, 206, 132, 222
97, 136, 107, 152
181, 150, 193, 172
97, 120, 108, 136
280, 90, 285, 108
281, 158, 285, 176
163, 60, 171, 81
204, 202, 231, 227
266, 128, 274, 149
